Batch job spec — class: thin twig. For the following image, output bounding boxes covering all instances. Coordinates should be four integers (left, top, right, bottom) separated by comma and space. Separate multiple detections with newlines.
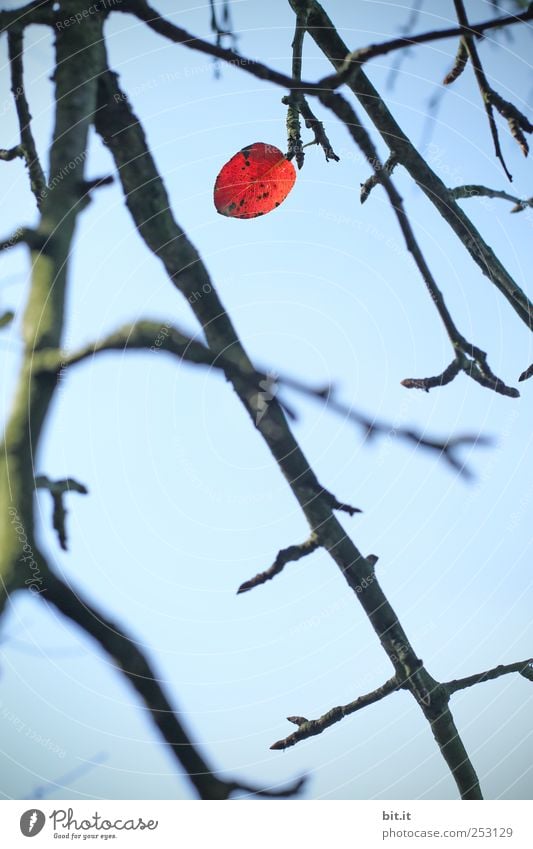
402, 346, 519, 399
8, 29, 47, 206
451, 184, 533, 211
270, 676, 399, 750
237, 534, 319, 594
443, 38, 469, 85
445, 659, 533, 695
453, 0, 532, 178
286, 12, 305, 168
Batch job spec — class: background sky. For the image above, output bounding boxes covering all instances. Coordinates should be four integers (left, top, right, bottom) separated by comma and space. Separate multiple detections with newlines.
0, 0, 532, 801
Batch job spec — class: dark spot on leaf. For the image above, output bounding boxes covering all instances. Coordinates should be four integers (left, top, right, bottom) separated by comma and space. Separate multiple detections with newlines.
241, 145, 253, 159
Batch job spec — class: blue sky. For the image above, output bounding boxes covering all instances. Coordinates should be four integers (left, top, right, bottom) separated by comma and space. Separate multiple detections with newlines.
1, 0, 532, 800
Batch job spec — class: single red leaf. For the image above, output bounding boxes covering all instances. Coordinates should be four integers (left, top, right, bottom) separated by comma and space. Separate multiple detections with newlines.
214, 142, 296, 219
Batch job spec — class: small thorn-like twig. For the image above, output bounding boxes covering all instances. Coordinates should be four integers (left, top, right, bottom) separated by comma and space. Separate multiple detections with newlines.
445, 659, 533, 695
360, 152, 399, 203
0, 145, 24, 162
270, 677, 398, 751
519, 362, 533, 383
0, 227, 26, 252
0, 310, 14, 329
326, 494, 362, 516
237, 534, 319, 594
35, 475, 89, 551
443, 38, 469, 85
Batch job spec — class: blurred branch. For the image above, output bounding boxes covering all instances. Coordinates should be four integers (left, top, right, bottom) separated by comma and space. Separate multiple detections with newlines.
0, 310, 15, 329
237, 534, 320, 594
0, 0, 53, 32
35, 475, 88, 551
271, 676, 399, 750
335, 4, 533, 69
34, 319, 491, 477
43, 567, 305, 799
8, 29, 47, 206
445, 659, 533, 695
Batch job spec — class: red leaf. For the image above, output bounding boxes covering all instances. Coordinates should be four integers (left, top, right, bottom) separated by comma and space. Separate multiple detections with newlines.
214, 142, 296, 219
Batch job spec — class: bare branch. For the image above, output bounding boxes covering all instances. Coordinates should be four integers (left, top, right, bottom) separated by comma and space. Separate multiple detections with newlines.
315, 89, 518, 399
339, 5, 533, 70
0, 0, 54, 33
35, 475, 88, 551
297, 0, 533, 334
271, 676, 398, 750
8, 29, 47, 206
43, 567, 304, 799
36, 319, 491, 477
445, 659, 533, 695
402, 346, 519, 399
451, 184, 533, 210
91, 53, 484, 800
453, 1, 509, 179
519, 362, 533, 383
237, 534, 319, 594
